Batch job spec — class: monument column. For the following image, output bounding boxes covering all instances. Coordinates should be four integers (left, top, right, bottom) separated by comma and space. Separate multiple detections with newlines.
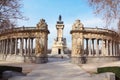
51, 15, 68, 55
56, 15, 64, 42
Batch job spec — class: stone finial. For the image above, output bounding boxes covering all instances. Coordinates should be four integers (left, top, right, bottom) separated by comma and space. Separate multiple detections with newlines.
37, 19, 48, 30
72, 19, 84, 30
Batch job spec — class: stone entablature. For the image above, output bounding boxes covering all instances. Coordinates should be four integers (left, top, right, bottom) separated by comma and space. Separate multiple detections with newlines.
0, 19, 50, 63
71, 27, 119, 40
70, 19, 120, 64
0, 27, 49, 40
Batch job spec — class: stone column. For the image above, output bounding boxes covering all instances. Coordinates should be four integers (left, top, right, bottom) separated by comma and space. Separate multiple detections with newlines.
116, 42, 118, 56
118, 41, 120, 56
110, 40, 113, 56
7, 39, 10, 54
3, 40, 5, 55
91, 39, 95, 56
5, 39, 9, 55
10, 38, 13, 54
20, 38, 24, 56
30, 38, 33, 56
13, 39, 15, 54
114, 41, 116, 56
108, 40, 110, 56
15, 38, 18, 55
106, 40, 109, 56
102, 39, 106, 56
0, 41, 1, 53
28, 38, 30, 56
88, 39, 92, 56
112, 40, 114, 56
113, 41, 115, 56
86, 39, 88, 55
96, 39, 99, 56
25, 38, 27, 55
1, 40, 3, 54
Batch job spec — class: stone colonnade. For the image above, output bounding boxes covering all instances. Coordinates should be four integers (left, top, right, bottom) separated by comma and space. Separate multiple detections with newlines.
84, 39, 120, 56
70, 20, 120, 64
0, 38, 34, 57
0, 19, 50, 63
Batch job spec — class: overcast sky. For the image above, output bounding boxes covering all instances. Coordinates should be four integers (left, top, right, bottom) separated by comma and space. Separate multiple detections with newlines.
18, 0, 107, 49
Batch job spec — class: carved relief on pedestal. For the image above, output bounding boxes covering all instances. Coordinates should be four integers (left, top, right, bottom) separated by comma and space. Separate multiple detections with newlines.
35, 37, 44, 57
35, 19, 48, 57
71, 20, 84, 57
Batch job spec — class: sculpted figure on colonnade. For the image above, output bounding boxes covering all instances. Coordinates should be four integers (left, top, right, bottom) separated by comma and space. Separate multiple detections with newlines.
37, 19, 48, 30
72, 19, 84, 30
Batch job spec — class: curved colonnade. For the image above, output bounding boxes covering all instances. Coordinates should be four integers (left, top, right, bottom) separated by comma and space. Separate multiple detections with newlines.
0, 19, 49, 63
70, 20, 120, 64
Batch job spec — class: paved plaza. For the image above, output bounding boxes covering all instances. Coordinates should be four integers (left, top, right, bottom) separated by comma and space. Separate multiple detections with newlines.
0, 58, 112, 80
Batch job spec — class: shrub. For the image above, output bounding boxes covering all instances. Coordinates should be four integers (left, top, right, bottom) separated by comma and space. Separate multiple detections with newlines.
0, 66, 22, 78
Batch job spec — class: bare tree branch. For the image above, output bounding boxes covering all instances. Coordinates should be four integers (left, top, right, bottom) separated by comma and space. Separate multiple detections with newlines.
88, 0, 120, 29
0, 0, 25, 30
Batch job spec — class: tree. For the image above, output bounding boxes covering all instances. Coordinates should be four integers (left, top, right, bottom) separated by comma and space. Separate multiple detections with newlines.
88, 0, 120, 30
0, 0, 24, 30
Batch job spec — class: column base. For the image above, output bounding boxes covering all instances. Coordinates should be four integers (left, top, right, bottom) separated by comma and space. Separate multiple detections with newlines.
35, 57, 48, 64
71, 56, 120, 64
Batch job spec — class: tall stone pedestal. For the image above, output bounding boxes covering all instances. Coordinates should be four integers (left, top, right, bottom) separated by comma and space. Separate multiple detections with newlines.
51, 15, 68, 55
35, 19, 49, 63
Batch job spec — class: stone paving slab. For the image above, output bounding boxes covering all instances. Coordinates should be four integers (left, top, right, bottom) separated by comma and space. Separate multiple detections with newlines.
8, 58, 115, 80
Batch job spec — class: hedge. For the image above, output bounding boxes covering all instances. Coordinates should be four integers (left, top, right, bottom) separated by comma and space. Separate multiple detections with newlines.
97, 66, 120, 80
0, 66, 22, 78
